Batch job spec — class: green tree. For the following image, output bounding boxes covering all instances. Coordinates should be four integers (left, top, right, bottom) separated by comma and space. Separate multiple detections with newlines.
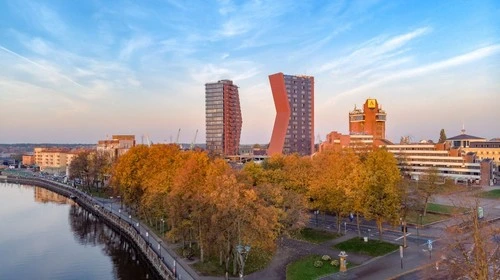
362, 148, 402, 240
438, 129, 447, 143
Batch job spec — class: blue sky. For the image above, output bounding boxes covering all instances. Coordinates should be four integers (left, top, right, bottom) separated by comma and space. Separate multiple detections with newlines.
1, 0, 499, 144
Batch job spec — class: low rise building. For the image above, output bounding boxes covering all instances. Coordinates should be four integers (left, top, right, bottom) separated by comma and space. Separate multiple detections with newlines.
34, 147, 71, 174
384, 142, 497, 186
22, 154, 35, 166
97, 135, 136, 159
319, 131, 392, 153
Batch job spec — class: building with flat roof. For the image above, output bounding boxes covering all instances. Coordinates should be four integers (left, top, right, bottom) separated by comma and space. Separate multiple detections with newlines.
319, 131, 393, 153
384, 143, 497, 186
268, 73, 314, 156
205, 80, 242, 156
97, 135, 136, 158
349, 98, 386, 140
22, 154, 35, 166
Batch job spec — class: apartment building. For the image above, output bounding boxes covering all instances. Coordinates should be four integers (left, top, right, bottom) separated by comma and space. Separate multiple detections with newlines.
268, 73, 314, 156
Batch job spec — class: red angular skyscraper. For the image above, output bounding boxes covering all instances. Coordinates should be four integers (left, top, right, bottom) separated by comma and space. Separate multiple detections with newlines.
268, 73, 314, 156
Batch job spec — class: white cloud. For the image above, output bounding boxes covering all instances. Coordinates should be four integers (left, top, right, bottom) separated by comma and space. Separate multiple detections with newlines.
119, 36, 152, 60
325, 44, 500, 105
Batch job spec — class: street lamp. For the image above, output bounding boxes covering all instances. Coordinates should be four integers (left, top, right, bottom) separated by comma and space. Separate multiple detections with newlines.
109, 196, 114, 212
418, 214, 422, 236
146, 231, 149, 246
158, 240, 162, 260
314, 210, 319, 227
160, 218, 165, 235
236, 244, 251, 279
400, 218, 407, 248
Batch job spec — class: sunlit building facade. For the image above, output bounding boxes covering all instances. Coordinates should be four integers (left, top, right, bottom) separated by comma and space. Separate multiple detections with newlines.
349, 98, 386, 140
205, 80, 242, 156
268, 73, 314, 156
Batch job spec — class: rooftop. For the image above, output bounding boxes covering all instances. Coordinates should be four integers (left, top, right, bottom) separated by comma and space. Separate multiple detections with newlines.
447, 134, 486, 141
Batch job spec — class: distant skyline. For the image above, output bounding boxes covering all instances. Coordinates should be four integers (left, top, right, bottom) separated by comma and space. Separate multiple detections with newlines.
1, 0, 499, 144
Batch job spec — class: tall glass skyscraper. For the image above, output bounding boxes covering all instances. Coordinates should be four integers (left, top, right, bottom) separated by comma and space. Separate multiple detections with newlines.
268, 73, 314, 156
205, 80, 242, 156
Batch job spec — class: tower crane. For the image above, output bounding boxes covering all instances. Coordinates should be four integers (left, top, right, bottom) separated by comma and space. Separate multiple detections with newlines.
190, 129, 198, 150
175, 128, 181, 144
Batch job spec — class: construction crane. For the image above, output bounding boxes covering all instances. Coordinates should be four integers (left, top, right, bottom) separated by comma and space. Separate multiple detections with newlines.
190, 129, 198, 150
175, 128, 181, 144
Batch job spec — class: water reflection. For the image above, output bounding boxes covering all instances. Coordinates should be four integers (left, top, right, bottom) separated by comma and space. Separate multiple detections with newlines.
0, 183, 158, 280
68, 205, 160, 280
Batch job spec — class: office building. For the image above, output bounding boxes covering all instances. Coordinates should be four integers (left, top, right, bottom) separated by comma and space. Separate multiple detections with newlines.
268, 73, 314, 156
205, 80, 242, 156
349, 98, 386, 140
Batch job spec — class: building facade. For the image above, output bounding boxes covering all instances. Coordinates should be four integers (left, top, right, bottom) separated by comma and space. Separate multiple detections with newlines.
97, 135, 136, 159
268, 73, 314, 156
205, 80, 242, 156
34, 147, 71, 173
22, 154, 35, 166
319, 131, 392, 153
349, 99, 386, 140
384, 143, 497, 186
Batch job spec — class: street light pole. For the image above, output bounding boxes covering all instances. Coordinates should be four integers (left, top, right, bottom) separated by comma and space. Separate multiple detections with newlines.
158, 240, 162, 260
400, 218, 407, 248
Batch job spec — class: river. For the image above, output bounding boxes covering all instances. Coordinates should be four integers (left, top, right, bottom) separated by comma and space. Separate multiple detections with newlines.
0, 182, 159, 280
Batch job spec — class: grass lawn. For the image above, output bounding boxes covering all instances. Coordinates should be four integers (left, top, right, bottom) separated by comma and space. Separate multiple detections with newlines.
287, 254, 349, 280
293, 228, 343, 244
426, 203, 467, 215
192, 247, 272, 276
333, 237, 398, 257
406, 211, 448, 225
477, 189, 500, 199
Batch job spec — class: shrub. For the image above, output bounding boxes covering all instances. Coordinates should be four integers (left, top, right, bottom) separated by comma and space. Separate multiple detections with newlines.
313, 260, 324, 268
321, 255, 331, 261
331, 259, 339, 267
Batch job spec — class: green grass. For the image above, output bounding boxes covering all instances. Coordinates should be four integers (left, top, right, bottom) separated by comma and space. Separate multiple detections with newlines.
293, 228, 343, 244
333, 237, 398, 257
287, 254, 348, 280
426, 203, 466, 215
477, 189, 500, 199
406, 211, 448, 225
192, 247, 272, 276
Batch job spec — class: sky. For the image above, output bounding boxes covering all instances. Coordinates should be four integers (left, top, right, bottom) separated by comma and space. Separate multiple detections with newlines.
0, 0, 499, 144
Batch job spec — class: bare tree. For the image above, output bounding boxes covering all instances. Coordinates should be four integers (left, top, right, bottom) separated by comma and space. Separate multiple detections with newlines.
425, 200, 500, 279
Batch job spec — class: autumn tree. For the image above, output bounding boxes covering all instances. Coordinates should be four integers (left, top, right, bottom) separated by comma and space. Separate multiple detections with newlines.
309, 149, 364, 233
110, 145, 151, 211
69, 151, 91, 189
417, 167, 443, 216
362, 148, 402, 240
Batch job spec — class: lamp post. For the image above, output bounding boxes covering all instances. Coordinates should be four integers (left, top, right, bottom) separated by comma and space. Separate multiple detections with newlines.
158, 240, 162, 260
418, 214, 422, 236
236, 244, 251, 279
109, 196, 113, 212
160, 218, 165, 235
146, 232, 149, 246
400, 218, 407, 248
